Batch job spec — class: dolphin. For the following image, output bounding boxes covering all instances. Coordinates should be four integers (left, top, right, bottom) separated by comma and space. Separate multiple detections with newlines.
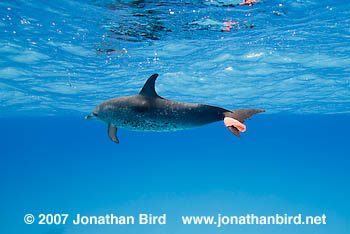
86, 74, 264, 144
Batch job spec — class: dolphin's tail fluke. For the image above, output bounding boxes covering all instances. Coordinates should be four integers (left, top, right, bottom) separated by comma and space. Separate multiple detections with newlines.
223, 108, 265, 137
224, 108, 265, 123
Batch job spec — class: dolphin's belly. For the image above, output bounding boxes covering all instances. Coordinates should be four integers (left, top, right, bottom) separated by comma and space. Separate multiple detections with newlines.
111, 116, 197, 132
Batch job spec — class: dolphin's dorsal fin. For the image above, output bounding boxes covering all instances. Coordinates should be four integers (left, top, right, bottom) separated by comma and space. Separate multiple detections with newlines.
139, 74, 159, 97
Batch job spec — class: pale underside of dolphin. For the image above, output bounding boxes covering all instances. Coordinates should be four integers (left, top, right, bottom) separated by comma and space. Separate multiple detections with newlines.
86, 74, 265, 144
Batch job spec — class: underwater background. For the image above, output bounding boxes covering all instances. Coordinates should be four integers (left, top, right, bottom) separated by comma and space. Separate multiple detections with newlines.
1, 0, 349, 233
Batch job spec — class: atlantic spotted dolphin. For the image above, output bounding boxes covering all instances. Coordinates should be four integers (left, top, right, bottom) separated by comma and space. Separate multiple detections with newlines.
86, 74, 264, 143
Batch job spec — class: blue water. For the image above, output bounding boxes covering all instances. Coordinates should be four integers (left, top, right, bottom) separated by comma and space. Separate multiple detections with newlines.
1, 0, 350, 234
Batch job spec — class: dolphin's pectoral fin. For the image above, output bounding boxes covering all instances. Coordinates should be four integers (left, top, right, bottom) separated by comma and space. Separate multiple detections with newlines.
139, 74, 159, 97
108, 123, 119, 144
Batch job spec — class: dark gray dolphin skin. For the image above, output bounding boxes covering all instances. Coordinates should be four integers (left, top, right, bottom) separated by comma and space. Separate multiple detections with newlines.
86, 74, 264, 144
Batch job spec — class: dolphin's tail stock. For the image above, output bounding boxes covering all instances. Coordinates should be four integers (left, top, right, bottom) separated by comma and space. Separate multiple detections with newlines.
223, 109, 265, 137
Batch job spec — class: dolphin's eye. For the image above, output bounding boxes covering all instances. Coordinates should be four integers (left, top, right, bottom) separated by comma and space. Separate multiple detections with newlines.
93, 112, 98, 116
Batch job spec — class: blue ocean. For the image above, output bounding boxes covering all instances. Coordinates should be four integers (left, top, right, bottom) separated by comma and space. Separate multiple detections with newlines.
1, 0, 349, 233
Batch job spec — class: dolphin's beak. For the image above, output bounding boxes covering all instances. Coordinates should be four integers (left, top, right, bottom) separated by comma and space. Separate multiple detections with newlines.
85, 113, 96, 120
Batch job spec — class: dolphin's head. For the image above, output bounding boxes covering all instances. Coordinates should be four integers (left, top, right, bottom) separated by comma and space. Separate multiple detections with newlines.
85, 101, 104, 120
85, 101, 114, 122
85, 111, 98, 120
